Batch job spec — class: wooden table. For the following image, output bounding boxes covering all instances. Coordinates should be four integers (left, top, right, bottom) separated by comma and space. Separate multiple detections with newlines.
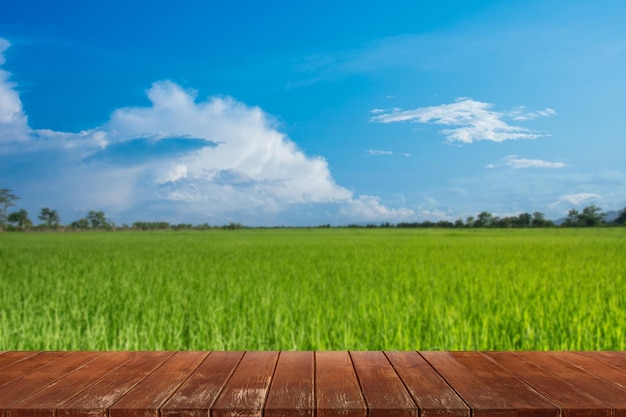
1, 351, 626, 417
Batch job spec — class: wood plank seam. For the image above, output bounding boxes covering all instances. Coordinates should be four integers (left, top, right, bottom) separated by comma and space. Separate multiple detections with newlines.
477, 352, 563, 411
414, 352, 473, 414
260, 350, 282, 414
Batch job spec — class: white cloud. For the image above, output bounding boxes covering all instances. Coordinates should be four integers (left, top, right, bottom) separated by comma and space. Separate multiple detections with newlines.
366, 149, 393, 156
0, 39, 31, 143
370, 98, 555, 144
487, 155, 567, 169
340, 195, 415, 222
0, 39, 414, 225
552, 193, 601, 206
508, 107, 557, 121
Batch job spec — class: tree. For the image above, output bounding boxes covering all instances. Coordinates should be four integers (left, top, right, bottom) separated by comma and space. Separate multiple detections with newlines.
615, 207, 626, 226
86, 210, 109, 229
475, 211, 494, 228
579, 204, 605, 227
562, 205, 605, 227
38, 207, 60, 229
8, 209, 32, 230
532, 211, 551, 227
71, 218, 90, 229
0, 189, 19, 230
517, 212, 532, 228
563, 209, 581, 227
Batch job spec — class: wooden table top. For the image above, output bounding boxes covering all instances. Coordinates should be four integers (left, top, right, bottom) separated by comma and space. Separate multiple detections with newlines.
1, 351, 626, 417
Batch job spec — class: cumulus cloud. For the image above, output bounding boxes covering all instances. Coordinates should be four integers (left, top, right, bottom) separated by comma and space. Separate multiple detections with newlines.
486, 155, 567, 169
370, 98, 555, 144
0, 39, 414, 225
551, 193, 601, 206
0, 39, 31, 143
340, 195, 415, 222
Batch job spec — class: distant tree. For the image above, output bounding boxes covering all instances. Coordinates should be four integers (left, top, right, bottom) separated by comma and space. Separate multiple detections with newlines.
531, 212, 551, 227
475, 211, 494, 228
615, 207, 626, 226
8, 209, 32, 230
517, 212, 532, 228
0, 189, 19, 230
86, 210, 109, 229
466, 216, 475, 228
38, 207, 60, 229
579, 204, 605, 227
562, 205, 605, 227
71, 218, 90, 229
563, 209, 581, 227
454, 218, 464, 228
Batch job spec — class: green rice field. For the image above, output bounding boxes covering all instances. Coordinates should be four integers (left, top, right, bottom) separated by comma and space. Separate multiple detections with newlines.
1, 228, 625, 351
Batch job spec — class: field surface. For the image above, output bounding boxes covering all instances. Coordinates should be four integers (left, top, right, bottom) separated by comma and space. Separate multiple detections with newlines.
1, 228, 625, 350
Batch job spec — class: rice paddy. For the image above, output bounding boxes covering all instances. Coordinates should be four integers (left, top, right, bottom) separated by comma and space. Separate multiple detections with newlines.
1, 228, 624, 350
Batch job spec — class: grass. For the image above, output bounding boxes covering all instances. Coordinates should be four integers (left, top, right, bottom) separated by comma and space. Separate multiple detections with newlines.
1, 228, 625, 350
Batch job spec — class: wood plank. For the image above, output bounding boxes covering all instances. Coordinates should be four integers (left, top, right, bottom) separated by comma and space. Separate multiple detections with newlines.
350, 351, 417, 417
161, 351, 244, 417
521, 352, 626, 416
58, 351, 175, 417
7, 351, 134, 417
385, 351, 470, 417
211, 351, 279, 417
315, 351, 367, 417
449, 352, 558, 417
109, 351, 208, 417
0, 351, 103, 417
589, 351, 626, 369
556, 351, 626, 390
264, 351, 314, 417
0, 352, 39, 371
0, 352, 69, 387
486, 352, 611, 417
422, 351, 549, 417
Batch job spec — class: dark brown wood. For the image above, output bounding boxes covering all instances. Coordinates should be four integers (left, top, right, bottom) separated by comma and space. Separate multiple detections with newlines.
589, 351, 626, 369
449, 351, 558, 417
0, 352, 103, 417
521, 351, 626, 416
264, 351, 314, 417
58, 351, 175, 417
7, 351, 134, 417
350, 351, 417, 417
0, 352, 69, 388
2, 351, 626, 417
109, 351, 208, 417
385, 351, 470, 417
421, 351, 558, 417
555, 351, 626, 390
315, 351, 367, 417
211, 351, 279, 417
161, 351, 244, 417
485, 351, 611, 417
0, 352, 39, 372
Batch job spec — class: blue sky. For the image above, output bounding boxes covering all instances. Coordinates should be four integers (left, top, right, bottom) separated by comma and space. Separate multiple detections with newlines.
1, 0, 625, 226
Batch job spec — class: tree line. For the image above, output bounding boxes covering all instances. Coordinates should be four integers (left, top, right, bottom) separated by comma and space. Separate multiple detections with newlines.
1, 188, 625, 231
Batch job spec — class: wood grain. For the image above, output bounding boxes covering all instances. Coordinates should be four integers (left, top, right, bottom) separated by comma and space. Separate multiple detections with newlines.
485, 351, 611, 417
161, 351, 244, 417
315, 351, 367, 417
109, 351, 208, 417
1, 351, 626, 417
264, 351, 314, 417
7, 352, 133, 417
385, 351, 469, 417
58, 351, 175, 417
211, 351, 279, 417
521, 351, 626, 416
